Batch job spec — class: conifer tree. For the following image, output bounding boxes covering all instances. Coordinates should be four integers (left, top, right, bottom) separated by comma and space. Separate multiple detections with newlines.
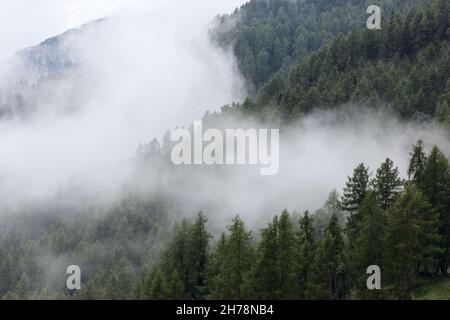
351, 191, 386, 298
210, 216, 255, 299
251, 216, 280, 299
372, 158, 403, 210
187, 212, 212, 299
251, 210, 298, 299
408, 140, 427, 184
341, 163, 371, 243
421, 146, 450, 274
148, 268, 170, 299
297, 211, 316, 298
311, 213, 347, 300
277, 210, 298, 299
385, 185, 441, 297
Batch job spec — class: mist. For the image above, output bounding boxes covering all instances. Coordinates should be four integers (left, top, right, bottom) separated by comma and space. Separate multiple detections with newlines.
0, 0, 449, 228
0, 0, 246, 202
128, 106, 450, 230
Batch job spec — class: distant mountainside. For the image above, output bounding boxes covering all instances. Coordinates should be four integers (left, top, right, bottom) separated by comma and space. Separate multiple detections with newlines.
14, 18, 106, 79
0, 19, 106, 119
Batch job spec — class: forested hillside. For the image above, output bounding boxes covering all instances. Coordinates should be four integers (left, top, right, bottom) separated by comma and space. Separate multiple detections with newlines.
215, 0, 450, 123
214, 0, 435, 90
138, 141, 450, 300
0, 0, 449, 300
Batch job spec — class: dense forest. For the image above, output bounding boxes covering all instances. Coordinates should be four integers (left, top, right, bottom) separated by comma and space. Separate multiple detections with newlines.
1, 140, 448, 299
0, 0, 449, 300
212, 0, 450, 124
136, 140, 450, 300
214, 0, 437, 90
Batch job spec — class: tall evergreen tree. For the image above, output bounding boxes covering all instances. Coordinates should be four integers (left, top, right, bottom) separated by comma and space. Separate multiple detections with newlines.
277, 210, 298, 299
341, 163, 371, 242
311, 213, 347, 300
325, 189, 346, 226
351, 191, 386, 298
297, 211, 316, 298
207, 233, 227, 299
251, 210, 298, 299
385, 185, 441, 297
373, 158, 403, 210
210, 216, 255, 299
251, 216, 280, 299
187, 212, 212, 299
408, 140, 427, 184
421, 146, 450, 274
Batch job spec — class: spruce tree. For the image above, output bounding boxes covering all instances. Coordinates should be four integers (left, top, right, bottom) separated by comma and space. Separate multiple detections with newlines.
372, 158, 403, 210
351, 191, 386, 298
148, 268, 170, 299
385, 185, 441, 297
341, 163, 371, 243
325, 189, 346, 227
211, 216, 255, 299
207, 233, 227, 299
421, 146, 450, 274
187, 212, 212, 299
251, 211, 298, 299
297, 211, 316, 298
277, 210, 298, 299
408, 140, 427, 184
251, 216, 280, 299
311, 213, 347, 300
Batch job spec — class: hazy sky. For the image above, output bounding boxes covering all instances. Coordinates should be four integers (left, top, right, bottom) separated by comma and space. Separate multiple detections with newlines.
0, 0, 246, 61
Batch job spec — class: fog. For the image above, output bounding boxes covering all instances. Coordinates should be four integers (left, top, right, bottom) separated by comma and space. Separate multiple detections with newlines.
132, 107, 450, 229
0, 0, 246, 202
0, 0, 449, 228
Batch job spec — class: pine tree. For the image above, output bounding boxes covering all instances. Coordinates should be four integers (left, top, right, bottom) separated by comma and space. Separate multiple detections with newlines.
297, 211, 316, 298
207, 233, 227, 299
311, 213, 347, 300
251, 216, 280, 299
351, 191, 386, 298
408, 140, 427, 184
372, 158, 403, 210
210, 216, 255, 299
341, 163, 371, 243
421, 146, 449, 208
420, 146, 450, 274
251, 211, 298, 299
325, 189, 345, 226
385, 185, 441, 297
277, 210, 298, 299
187, 212, 212, 299
148, 268, 170, 299
161, 219, 191, 298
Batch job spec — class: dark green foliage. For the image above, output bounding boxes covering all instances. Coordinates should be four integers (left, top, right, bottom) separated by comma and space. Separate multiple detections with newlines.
311, 213, 347, 300
341, 163, 371, 243
373, 158, 403, 210
297, 211, 316, 298
408, 140, 427, 184
385, 185, 441, 297
149, 213, 212, 300
216, 0, 450, 124
350, 191, 386, 298
250, 210, 299, 299
419, 146, 450, 274
214, 0, 435, 91
208, 216, 255, 299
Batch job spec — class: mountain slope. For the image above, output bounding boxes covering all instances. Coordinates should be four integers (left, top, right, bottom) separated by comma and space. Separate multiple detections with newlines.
213, 0, 435, 91
213, 0, 450, 124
